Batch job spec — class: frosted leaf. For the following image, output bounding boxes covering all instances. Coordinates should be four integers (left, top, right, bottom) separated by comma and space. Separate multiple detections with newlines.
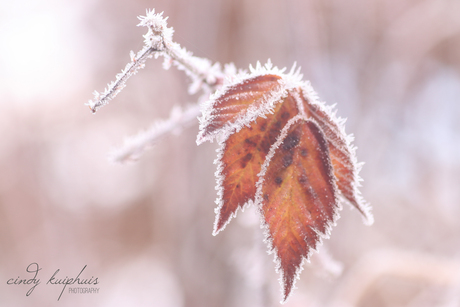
297, 83, 373, 225
197, 60, 304, 145
86, 8, 373, 304
211, 91, 302, 235
199, 62, 372, 301
255, 115, 341, 303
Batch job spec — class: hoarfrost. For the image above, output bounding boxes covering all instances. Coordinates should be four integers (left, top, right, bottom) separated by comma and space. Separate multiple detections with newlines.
196, 60, 304, 145
109, 104, 201, 163
254, 115, 342, 303
87, 9, 224, 113
86, 8, 373, 304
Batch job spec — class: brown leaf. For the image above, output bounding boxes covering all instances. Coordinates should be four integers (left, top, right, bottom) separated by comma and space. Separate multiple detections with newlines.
256, 116, 339, 302
301, 90, 372, 222
214, 93, 299, 234
197, 64, 372, 302
197, 74, 282, 143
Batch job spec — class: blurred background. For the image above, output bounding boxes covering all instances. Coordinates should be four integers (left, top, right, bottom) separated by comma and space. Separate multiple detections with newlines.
1, 0, 460, 306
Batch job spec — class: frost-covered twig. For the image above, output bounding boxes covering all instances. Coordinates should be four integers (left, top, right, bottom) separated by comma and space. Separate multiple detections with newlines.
87, 9, 225, 113
87, 47, 156, 113
109, 104, 201, 163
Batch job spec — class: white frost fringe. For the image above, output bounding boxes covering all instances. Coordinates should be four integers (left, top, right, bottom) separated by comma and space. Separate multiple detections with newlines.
87, 9, 225, 113
196, 60, 303, 145
209, 62, 305, 235
87, 8, 373, 303
253, 115, 343, 303
298, 83, 374, 225
209, 61, 372, 239
109, 104, 201, 163
88, 9, 229, 162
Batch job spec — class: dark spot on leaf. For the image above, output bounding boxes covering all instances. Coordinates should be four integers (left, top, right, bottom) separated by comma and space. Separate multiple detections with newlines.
259, 123, 267, 132
298, 174, 308, 185
260, 121, 283, 153
240, 153, 253, 168
272, 120, 283, 130
281, 112, 290, 120
263, 194, 269, 201
244, 138, 257, 147
282, 132, 300, 151
259, 141, 269, 153
266, 75, 281, 82
275, 177, 283, 185
300, 148, 308, 157
282, 153, 293, 168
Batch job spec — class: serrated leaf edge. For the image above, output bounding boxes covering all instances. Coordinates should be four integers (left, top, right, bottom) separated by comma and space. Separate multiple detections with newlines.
254, 115, 342, 304
212, 134, 257, 236
210, 67, 307, 235
196, 60, 304, 145
297, 84, 373, 225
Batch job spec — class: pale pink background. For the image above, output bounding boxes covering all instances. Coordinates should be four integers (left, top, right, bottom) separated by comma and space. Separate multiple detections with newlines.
0, 0, 459, 306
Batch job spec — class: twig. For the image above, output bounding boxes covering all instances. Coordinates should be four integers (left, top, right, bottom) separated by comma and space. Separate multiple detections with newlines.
109, 103, 201, 163
86, 9, 225, 114
87, 46, 156, 113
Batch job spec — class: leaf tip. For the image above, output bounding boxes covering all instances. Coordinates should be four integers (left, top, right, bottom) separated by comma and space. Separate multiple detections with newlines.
212, 208, 227, 236
360, 202, 374, 226
195, 134, 205, 145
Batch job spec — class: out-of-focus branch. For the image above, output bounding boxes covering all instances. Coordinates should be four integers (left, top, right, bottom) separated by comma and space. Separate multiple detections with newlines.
328, 249, 460, 307
109, 104, 201, 163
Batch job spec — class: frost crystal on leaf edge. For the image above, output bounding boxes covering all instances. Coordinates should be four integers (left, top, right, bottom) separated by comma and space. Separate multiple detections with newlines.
297, 83, 374, 225
254, 115, 342, 304
207, 61, 372, 239
196, 60, 303, 145
207, 62, 306, 235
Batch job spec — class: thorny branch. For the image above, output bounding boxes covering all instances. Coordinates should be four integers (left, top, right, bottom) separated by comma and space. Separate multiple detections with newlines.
109, 104, 201, 163
87, 46, 156, 114
86, 9, 224, 114
86, 9, 229, 161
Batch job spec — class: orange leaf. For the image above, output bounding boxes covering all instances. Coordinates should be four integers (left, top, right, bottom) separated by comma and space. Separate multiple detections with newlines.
256, 116, 339, 302
301, 90, 372, 223
214, 93, 299, 234
197, 62, 373, 302
197, 74, 282, 144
